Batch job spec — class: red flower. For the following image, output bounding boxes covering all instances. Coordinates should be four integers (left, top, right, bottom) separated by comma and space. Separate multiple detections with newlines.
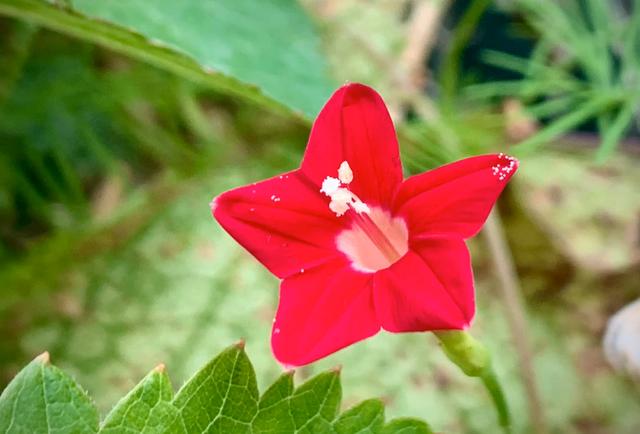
212, 84, 518, 366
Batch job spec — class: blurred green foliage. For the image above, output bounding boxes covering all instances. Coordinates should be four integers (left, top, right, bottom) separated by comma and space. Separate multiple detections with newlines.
468, 0, 640, 161
0, 1, 639, 433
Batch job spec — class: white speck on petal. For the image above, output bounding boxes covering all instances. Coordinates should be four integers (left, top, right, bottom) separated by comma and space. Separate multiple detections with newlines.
274, 328, 281, 334
338, 161, 354, 184
491, 154, 518, 182
270, 195, 281, 202
320, 176, 341, 196
300, 268, 305, 273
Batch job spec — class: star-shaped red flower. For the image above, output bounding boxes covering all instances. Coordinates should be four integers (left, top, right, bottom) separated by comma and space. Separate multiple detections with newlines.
212, 83, 518, 367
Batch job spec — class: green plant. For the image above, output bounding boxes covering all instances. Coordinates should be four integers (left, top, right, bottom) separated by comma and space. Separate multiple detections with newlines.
467, 0, 640, 161
0, 343, 431, 433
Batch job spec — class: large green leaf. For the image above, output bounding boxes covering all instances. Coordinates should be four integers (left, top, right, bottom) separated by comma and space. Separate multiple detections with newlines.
0, 345, 433, 433
71, 0, 335, 118
0, 0, 334, 118
0, 352, 99, 434
99, 365, 176, 434
168, 343, 259, 433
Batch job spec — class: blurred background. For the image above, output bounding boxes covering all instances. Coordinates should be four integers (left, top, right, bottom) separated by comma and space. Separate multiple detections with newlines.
1, 0, 639, 432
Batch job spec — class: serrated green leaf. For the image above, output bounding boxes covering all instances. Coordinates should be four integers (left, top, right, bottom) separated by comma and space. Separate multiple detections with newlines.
332, 399, 384, 434
0, 343, 436, 434
288, 370, 342, 433
0, 352, 99, 434
381, 418, 433, 434
251, 370, 343, 434
252, 373, 295, 433
167, 343, 259, 434
99, 365, 175, 434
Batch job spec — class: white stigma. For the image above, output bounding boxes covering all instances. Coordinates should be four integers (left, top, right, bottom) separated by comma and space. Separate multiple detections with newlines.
320, 161, 369, 217
352, 201, 370, 214
338, 161, 353, 184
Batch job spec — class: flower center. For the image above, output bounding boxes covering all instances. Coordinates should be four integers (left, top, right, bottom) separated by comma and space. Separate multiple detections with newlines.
337, 207, 408, 272
320, 161, 408, 272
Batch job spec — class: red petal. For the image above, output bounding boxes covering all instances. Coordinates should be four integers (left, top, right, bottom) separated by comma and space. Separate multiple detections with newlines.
272, 259, 379, 366
373, 239, 474, 332
393, 154, 518, 239
212, 170, 343, 279
301, 83, 403, 207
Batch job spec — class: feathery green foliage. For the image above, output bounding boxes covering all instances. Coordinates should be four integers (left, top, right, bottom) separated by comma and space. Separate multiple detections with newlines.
467, 0, 640, 161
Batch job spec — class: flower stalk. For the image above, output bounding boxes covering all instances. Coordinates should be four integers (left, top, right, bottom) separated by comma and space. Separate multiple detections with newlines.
434, 330, 511, 433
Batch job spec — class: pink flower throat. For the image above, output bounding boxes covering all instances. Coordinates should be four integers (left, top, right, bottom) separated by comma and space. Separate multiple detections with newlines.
337, 206, 409, 273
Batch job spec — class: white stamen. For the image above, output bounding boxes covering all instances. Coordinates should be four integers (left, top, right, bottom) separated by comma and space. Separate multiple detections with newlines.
329, 188, 351, 216
321, 162, 370, 217
320, 176, 341, 196
330, 188, 351, 201
352, 201, 370, 214
338, 161, 353, 184
329, 201, 349, 216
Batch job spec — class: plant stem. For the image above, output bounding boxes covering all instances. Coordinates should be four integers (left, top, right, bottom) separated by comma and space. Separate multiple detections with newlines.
480, 368, 511, 433
483, 209, 548, 434
434, 330, 512, 433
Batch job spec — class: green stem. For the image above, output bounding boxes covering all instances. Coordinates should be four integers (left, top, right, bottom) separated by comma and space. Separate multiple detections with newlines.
480, 368, 511, 433
434, 330, 512, 433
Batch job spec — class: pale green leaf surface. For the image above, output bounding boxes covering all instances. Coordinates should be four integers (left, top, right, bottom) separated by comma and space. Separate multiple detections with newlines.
332, 399, 384, 434
70, 0, 334, 117
0, 0, 331, 119
380, 419, 432, 434
168, 344, 259, 434
288, 371, 341, 433
99, 366, 175, 434
251, 373, 296, 433
0, 353, 99, 434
